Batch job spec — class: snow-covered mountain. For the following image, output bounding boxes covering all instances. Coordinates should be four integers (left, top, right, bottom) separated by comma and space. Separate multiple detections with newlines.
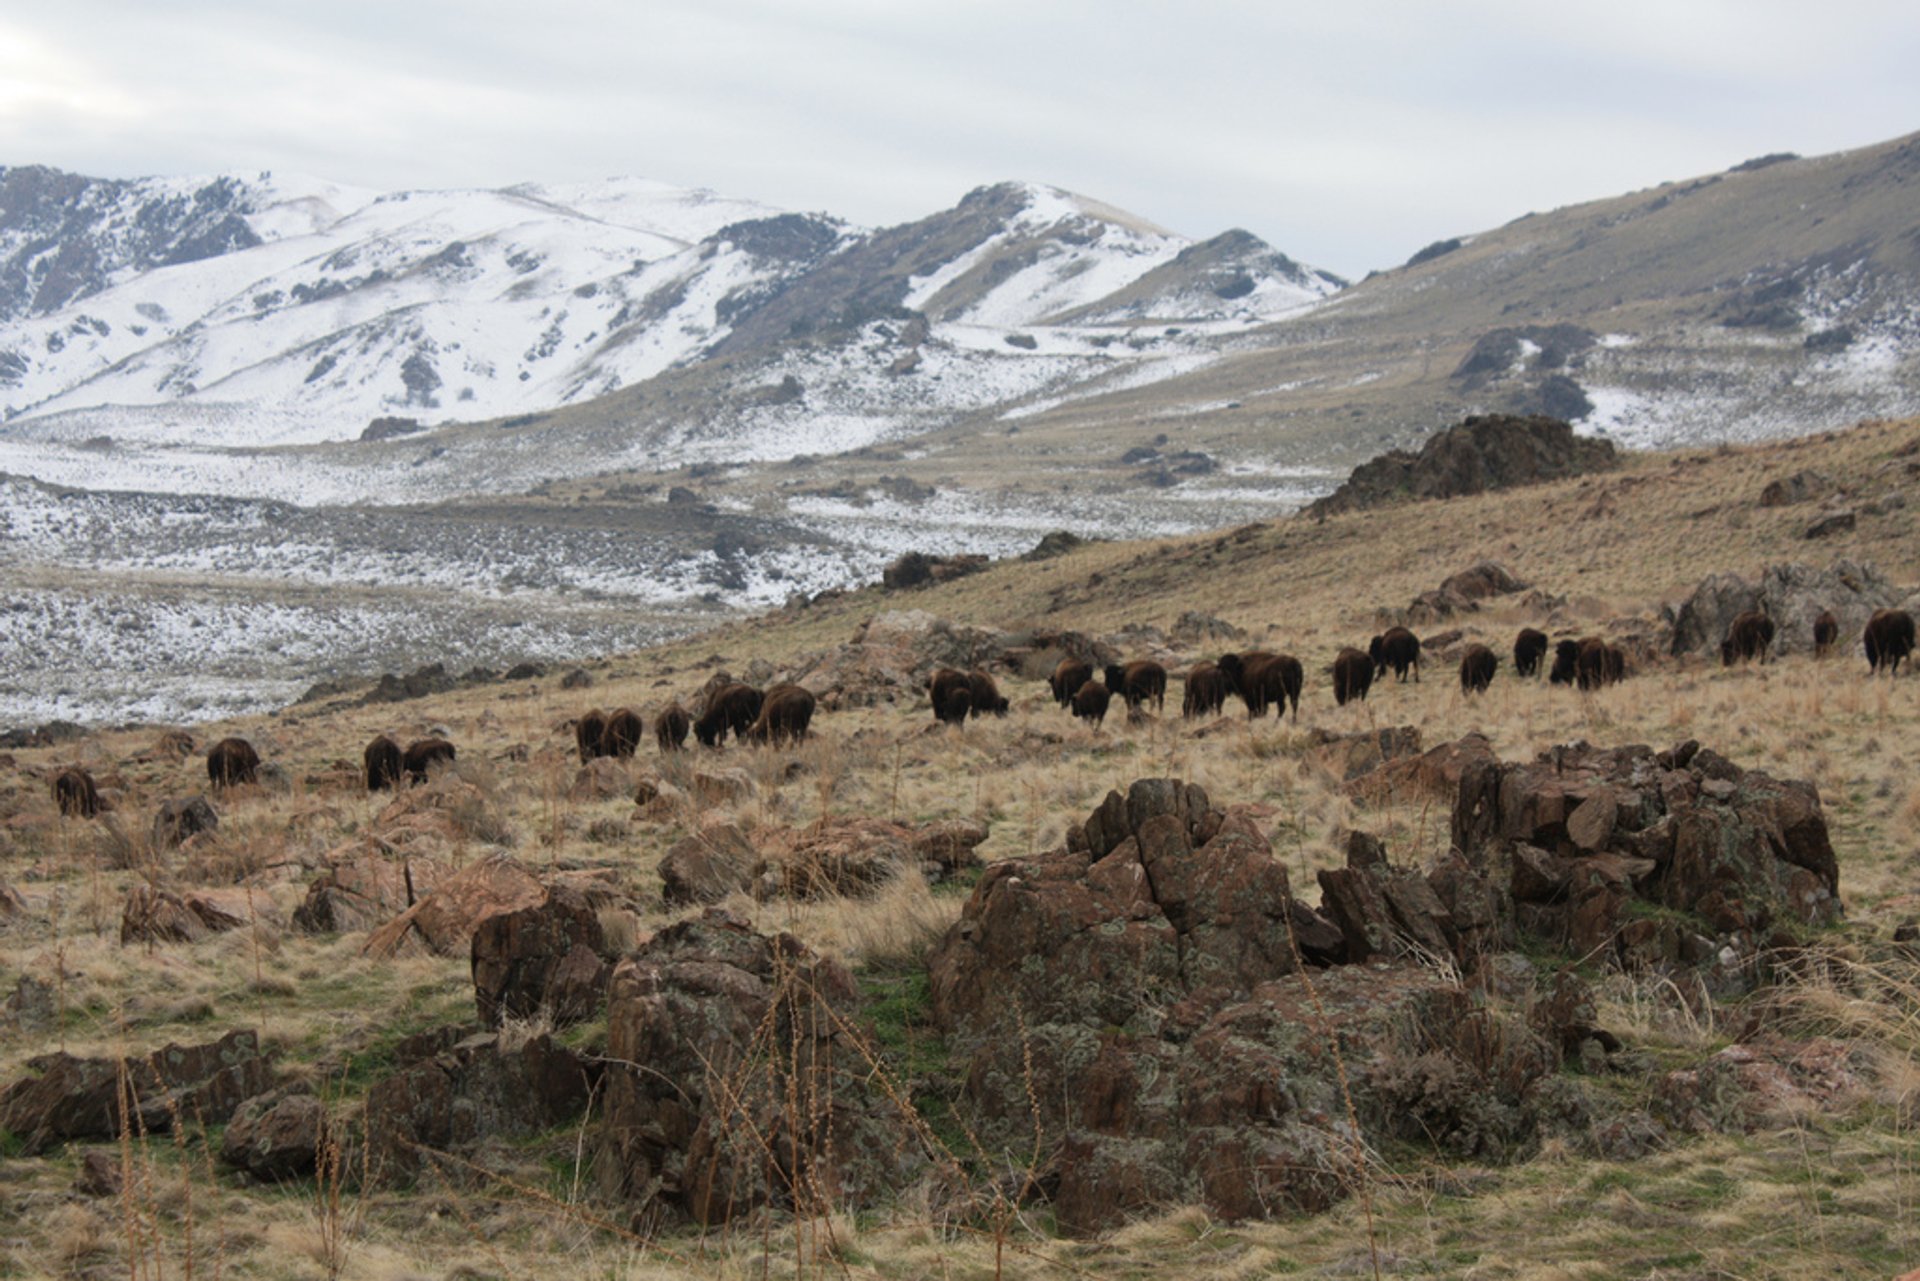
0, 166, 1340, 449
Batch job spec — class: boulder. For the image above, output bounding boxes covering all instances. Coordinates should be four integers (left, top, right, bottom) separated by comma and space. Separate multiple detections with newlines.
1, 879, 29, 926
1803, 510, 1856, 539
1307, 726, 1422, 783
1671, 559, 1899, 657
362, 855, 548, 958
569, 757, 631, 802
0, 1030, 272, 1154
689, 768, 755, 807
151, 796, 219, 850
1307, 414, 1617, 518
752, 816, 990, 900
1670, 571, 1762, 658
1658, 1036, 1867, 1133
594, 909, 919, 1225
220, 1090, 326, 1181
659, 822, 757, 906
293, 854, 446, 935
470, 882, 610, 1027
1407, 561, 1530, 622
1758, 469, 1833, 507
882, 551, 988, 590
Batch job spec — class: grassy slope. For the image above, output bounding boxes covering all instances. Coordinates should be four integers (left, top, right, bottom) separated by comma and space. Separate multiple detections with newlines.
1, 417, 1917, 1278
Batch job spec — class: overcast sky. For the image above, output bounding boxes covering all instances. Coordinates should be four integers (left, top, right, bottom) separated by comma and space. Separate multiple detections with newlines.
2, 1, 1915, 278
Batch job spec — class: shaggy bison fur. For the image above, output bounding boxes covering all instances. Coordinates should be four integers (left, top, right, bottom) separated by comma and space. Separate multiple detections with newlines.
695, 683, 765, 747
966, 668, 1009, 716
1548, 639, 1581, 686
929, 668, 974, 725
1813, 610, 1839, 657
1182, 662, 1230, 718
575, 709, 609, 762
1332, 647, 1374, 706
1071, 679, 1111, 726
1514, 627, 1549, 678
207, 737, 260, 788
403, 737, 456, 784
1049, 659, 1093, 707
656, 703, 691, 752
1574, 638, 1626, 690
53, 766, 99, 818
1720, 610, 1775, 666
1104, 661, 1167, 713
1217, 651, 1302, 720
746, 684, 816, 745
1459, 643, 1497, 694
1370, 627, 1422, 682
364, 734, 405, 791
1865, 608, 1916, 675
602, 707, 644, 758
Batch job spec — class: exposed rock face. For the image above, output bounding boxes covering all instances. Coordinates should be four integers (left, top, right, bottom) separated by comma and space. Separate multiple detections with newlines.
293, 853, 446, 935
1452, 739, 1841, 980
151, 795, 219, 850
1670, 559, 1899, 657
220, 1090, 326, 1181
0, 1030, 272, 1153
470, 881, 611, 1028
659, 822, 758, 906
1307, 415, 1617, 518
119, 884, 264, 944
1405, 561, 1529, 623
594, 909, 918, 1225
363, 855, 549, 958
783, 611, 1014, 711
1657, 1036, 1867, 1133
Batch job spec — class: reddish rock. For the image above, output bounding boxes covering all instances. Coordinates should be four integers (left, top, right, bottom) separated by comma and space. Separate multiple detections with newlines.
0, 1030, 272, 1153
1659, 1036, 1867, 1133
470, 882, 610, 1027
293, 854, 446, 935
220, 1090, 326, 1181
362, 855, 548, 958
659, 822, 756, 905
151, 795, 219, 850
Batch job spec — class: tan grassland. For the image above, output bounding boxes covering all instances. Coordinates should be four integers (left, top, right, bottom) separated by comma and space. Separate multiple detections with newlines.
1, 417, 1917, 1278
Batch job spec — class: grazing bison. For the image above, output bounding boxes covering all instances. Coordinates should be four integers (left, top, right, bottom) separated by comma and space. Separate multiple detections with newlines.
746, 684, 816, 746
403, 737, 456, 784
1218, 651, 1303, 720
1548, 639, 1581, 686
1332, 647, 1374, 706
1864, 608, 1916, 675
602, 707, 644, 757
656, 703, 691, 752
575, 709, 609, 762
1370, 627, 1422, 682
1182, 662, 1230, 718
966, 668, 1009, 717
694, 683, 765, 747
929, 668, 974, 726
1104, 661, 1167, 713
1514, 628, 1549, 678
1813, 610, 1839, 657
207, 737, 260, 788
53, 766, 99, 818
1459, 644, 1497, 694
1720, 610, 1775, 666
1573, 638, 1627, 690
364, 734, 405, 791
1049, 659, 1093, 708
1071, 679, 1111, 726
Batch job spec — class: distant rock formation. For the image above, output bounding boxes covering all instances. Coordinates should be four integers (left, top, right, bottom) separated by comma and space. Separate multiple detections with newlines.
1307, 414, 1617, 518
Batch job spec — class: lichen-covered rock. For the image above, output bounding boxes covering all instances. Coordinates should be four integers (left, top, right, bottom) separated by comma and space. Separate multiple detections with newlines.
659, 822, 756, 905
470, 881, 609, 1027
0, 1030, 272, 1153
220, 1089, 326, 1181
1658, 1036, 1867, 1133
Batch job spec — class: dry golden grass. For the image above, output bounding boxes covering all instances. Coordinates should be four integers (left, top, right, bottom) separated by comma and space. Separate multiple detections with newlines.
2, 416, 1918, 1277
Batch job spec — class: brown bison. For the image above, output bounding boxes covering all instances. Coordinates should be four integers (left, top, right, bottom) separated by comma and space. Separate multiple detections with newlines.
1548, 639, 1581, 686
1217, 651, 1303, 720
656, 703, 691, 752
575, 709, 609, 762
746, 684, 816, 745
1071, 679, 1111, 726
929, 668, 974, 726
53, 766, 99, 818
602, 707, 644, 757
694, 683, 764, 747
1104, 661, 1167, 713
1459, 644, 1497, 694
1514, 627, 1549, 678
1813, 610, 1839, 657
1370, 627, 1422, 682
1865, 608, 1916, 675
1049, 659, 1093, 708
403, 737, 456, 784
364, 734, 405, 791
966, 668, 1009, 717
1182, 662, 1230, 718
207, 737, 260, 788
1332, 647, 1373, 706
1574, 638, 1627, 690
1720, 610, 1775, 666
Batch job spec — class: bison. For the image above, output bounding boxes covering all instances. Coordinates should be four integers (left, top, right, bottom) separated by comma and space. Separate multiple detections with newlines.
1813, 610, 1839, 657
1720, 610, 1775, 666
364, 734, 405, 791
694, 683, 764, 747
1049, 659, 1093, 708
575, 709, 609, 762
746, 684, 816, 746
53, 766, 99, 818
1104, 661, 1167, 713
1071, 679, 1111, 726
207, 737, 260, 788
1182, 662, 1230, 718
1574, 638, 1627, 690
966, 668, 1009, 717
1548, 639, 1581, 686
602, 707, 644, 757
1370, 627, 1422, 682
929, 668, 974, 726
1514, 627, 1549, 678
656, 703, 691, 752
1332, 647, 1373, 706
1459, 644, 1497, 694
403, 737, 456, 784
1865, 608, 1916, 675
1217, 651, 1302, 720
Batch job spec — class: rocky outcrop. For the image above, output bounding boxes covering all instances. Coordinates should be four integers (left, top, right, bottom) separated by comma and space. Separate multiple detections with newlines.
754, 816, 988, 899
293, 853, 447, 935
220, 1089, 327, 1181
151, 796, 219, 850
1670, 559, 1901, 657
1405, 561, 1529, 623
0, 1030, 273, 1154
594, 909, 919, 1225
470, 881, 610, 1028
120, 884, 265, 945
1307, 415, 1616, 518
881, 551, 988, 590
1658, 1036, 1867, 1133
